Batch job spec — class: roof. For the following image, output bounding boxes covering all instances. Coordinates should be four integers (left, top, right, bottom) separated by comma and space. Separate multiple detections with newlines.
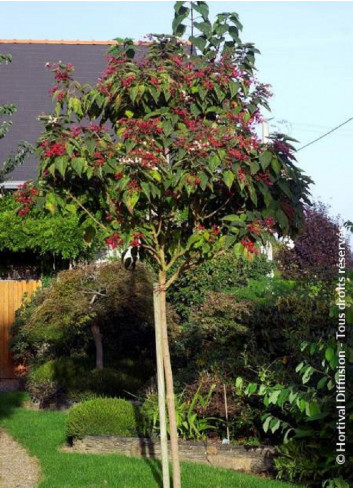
0, 40, 147, 182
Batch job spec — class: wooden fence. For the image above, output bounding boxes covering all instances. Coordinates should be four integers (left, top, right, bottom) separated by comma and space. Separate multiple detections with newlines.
0, 280, 41, 379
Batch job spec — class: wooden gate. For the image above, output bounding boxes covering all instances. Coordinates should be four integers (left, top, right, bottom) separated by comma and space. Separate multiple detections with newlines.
0, 280, 41, 379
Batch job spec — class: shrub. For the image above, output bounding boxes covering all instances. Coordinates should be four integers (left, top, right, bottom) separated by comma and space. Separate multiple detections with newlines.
27, 358, 89, 406
168, 251, 273, 321
88, 368, 143, 398
276, 202, 353, 280
66, 397, 144, 439
240, 340, 353, 487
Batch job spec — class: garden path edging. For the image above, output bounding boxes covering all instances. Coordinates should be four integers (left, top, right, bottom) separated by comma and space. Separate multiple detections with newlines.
72, 435, 275, 474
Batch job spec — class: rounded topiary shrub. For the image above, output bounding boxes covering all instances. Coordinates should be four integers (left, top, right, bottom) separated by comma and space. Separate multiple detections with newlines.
66, 397, 144, 439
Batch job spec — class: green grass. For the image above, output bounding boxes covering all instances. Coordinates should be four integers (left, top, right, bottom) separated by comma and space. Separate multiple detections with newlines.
0, 392, 296, 488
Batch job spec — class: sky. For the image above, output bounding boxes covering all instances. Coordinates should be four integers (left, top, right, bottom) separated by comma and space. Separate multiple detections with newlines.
1, 0, 352, 231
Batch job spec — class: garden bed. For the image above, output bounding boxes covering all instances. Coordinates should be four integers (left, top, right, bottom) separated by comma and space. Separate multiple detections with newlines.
72, 435, 276, 474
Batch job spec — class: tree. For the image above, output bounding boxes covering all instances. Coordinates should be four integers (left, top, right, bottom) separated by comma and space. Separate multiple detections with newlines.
0, 53, 34, 184
277, 202, 353, 280
12, 261, 153, 371
17, 3, 312, 486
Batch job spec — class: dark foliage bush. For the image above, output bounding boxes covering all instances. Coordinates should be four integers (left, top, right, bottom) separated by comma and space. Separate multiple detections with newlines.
66, 398, 144, 439
276, 202, 353, 280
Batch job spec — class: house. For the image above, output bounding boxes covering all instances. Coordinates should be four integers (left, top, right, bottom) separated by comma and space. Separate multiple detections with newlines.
0, 39, 124, 187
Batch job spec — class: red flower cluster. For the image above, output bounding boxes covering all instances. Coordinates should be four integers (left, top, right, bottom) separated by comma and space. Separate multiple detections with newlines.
122, 75, 135, 88
105, 233, 123, 249
119, 118, 163, 138
264, 217, 276, 228
241, 238, 260, 255
93, 151, 105, 166
227, 148, 248, 162
41, 140, 66, 158
14, 183, 39, 217
247, 221, 262, 235
186, 175, 201, 187
150, 77, 160, 88
128, 179, 141, 192
212, 225, 221, 236
130, 231, 145, 248
70, 126, 82, 138
256, 170, 273, 186
115, 172, 123, 180
46, 62, 74, 83
132, 148, 163, 169
237, 168, 247, 182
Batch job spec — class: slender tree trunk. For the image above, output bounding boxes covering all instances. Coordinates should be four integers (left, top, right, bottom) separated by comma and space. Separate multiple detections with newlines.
91, 322, 103, 370
159, 271, 181, 488
153, 284, 170, 488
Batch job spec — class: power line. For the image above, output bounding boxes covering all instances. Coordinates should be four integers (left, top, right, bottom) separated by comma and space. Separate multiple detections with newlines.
297, 117, 353, 151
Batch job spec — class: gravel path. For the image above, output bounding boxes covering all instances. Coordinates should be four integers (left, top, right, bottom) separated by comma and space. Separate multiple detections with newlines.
0, 429, 40, 488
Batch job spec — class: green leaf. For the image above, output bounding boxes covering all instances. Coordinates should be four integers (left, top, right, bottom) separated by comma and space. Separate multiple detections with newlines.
214, 85, 225, 102
129, 86, 138, 103
262, 415, 272, 433
83, 225, 96, 244
268, 390, 281, 404
55, 157, 68, 177
68, 97, 83, 117
150, 170, 162, 182
235, 376, 243, 393
223, 170, 235, 189
259, 151, 273, 170
325, 347, 335, 363
189, 36, 207, 53
246, 382, 257, 395
222, 214, 239, 222
192, 2, 209, 19
295, 361, 304, 373
305, 401, 320, 418
271, 156, 281, 175
229, 81, 239, 99
71, 158, 86, 177
302, 366, 314, 384
123, 190, 140, 214
270, 418, 281, 434
194, 21, 212, 38
228, 25, 239, 41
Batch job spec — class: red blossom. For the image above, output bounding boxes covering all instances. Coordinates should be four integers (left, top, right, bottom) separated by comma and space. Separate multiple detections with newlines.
115, 172, 123, 180
256, 170, 273, 186
212, 225, 221, 236
247, 221, 262, 235
43, 142, 66, 158
128, 179, 141, 192
241, 238, 260, 255
105, 233, 123, 249
237, 168, 247, 182
93, 151, 105, 166
122, 75, 136, 88
186, 175, 201, 187
227, 148, 247, 161
264, 217, 276, 228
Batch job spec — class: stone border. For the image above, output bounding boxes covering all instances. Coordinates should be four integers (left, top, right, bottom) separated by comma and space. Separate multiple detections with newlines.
72, 435, 276, 474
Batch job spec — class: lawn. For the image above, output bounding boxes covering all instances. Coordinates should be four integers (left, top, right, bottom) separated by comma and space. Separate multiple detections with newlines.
0, 392, 296, 488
